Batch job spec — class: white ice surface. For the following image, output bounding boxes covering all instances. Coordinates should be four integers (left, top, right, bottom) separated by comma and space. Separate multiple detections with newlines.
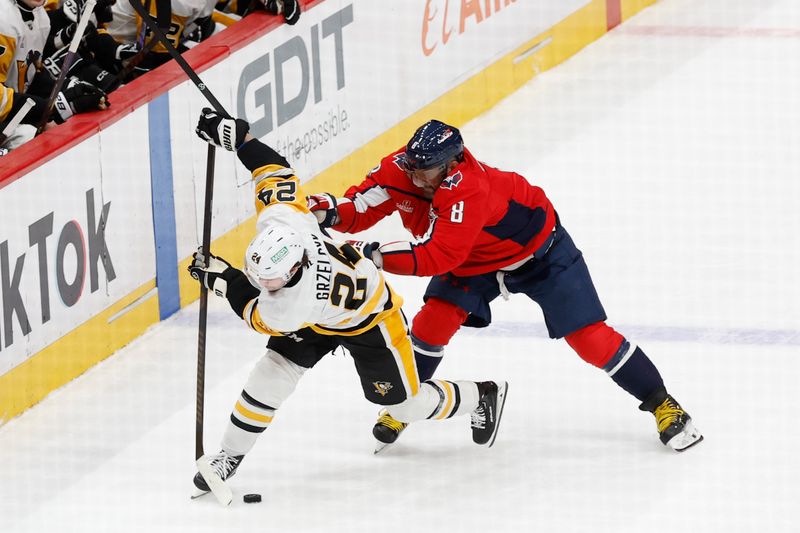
2, 0, 799, 531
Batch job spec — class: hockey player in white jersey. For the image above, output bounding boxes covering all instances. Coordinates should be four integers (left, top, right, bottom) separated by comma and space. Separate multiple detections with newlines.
1, 0, 108, 149
100, 0, 217, 75
189, 108, 509, 500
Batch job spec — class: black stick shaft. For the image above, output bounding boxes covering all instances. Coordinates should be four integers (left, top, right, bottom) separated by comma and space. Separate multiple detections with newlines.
130, 0, 225, 459
195, 145, 216, 459
129, 0, 229, 116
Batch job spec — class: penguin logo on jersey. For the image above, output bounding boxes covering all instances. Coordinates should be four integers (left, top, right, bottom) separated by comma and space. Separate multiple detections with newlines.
440, 171, 463, 190
373, 381, 393, 397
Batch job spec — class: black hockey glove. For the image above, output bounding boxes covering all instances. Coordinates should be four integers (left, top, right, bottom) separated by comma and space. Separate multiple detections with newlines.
307, 193, 340, 228
84, 31, 139, 72
185, 16, 217, 43
53, 80, 109, 124
75, 61, 119, 93
346, 240, 383, 269
42, 48, 115, 92
188, 248, 235, 297
264, 0, 301, 25
50, 22, 82, 51
196, 108, 250, 151
114, 43, 141, 62
49, 54, 120, 93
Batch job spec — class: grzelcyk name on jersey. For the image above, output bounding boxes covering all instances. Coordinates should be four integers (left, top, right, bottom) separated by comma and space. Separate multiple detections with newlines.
310, 234, 331, 300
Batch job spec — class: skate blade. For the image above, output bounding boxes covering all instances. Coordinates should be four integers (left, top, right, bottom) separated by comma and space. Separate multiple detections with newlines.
486, 381, 509, 448
190, 488, 209, 500
667, 420, 704, 452
374, 440, 393, 455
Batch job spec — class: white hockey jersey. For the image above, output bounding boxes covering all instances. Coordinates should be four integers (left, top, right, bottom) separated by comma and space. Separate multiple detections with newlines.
0, 0, 50, 121
104, 0, 215, 52
241, 163, 403, 337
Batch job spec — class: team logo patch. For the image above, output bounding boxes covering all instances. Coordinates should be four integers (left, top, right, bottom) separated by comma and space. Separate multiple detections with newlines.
373, 381, 393, 397
440, 171, 463, 190
396, 200, 414, 213
270, 246, 288, 263
391, 153, 406, 171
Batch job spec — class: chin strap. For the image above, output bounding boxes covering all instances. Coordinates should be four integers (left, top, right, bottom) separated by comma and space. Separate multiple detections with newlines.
15, 0, 36, 14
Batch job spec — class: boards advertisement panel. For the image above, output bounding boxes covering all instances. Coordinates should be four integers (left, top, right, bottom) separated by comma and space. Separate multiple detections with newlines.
0, 0, 655, 423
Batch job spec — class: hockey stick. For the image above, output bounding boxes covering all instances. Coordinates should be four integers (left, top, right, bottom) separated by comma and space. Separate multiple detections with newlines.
36, 0, 98, 133
195, 143, 215, 461
0, 98, 35, 146
129, 0, 229, 115
108, 0, 154, 85
130, 0, 234, 506
111, 0, 172, 84
191, 147, 232, 508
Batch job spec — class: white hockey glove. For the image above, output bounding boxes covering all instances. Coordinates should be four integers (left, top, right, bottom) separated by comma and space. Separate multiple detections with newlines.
195, 108, 250, 151
188, 248, 234, 297
307, 193, 340, 228
346, 240, 382, 269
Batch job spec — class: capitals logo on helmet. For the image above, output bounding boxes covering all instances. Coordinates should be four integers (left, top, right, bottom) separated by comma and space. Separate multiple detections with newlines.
403, 120, 464, 172
245, 223, 306, 290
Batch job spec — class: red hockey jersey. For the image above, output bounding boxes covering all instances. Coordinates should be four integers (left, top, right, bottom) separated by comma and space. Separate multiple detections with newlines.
332, 147, 556, 277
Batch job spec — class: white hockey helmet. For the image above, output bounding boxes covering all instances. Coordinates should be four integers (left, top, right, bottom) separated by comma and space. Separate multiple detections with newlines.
244, 223, 306, 291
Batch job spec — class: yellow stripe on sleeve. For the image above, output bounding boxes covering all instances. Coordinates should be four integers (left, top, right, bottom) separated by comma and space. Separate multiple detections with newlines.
247, 304, 285, 336
357, 275, 386, 317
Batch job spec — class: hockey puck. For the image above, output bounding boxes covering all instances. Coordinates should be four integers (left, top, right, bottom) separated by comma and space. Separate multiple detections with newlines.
243, 493, 262, 503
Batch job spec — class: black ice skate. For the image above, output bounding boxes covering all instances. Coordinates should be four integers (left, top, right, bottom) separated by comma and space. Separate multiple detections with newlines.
373, 409, 409, 454
471, 381, 508, 447
192, 451, 243, 506
640, 391, 703, 452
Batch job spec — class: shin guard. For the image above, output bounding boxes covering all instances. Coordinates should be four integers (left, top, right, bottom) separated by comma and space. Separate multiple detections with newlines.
566, 322, 665, 403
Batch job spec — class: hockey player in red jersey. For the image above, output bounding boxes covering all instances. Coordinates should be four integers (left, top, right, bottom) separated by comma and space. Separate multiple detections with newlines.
308, 119, 703, 452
